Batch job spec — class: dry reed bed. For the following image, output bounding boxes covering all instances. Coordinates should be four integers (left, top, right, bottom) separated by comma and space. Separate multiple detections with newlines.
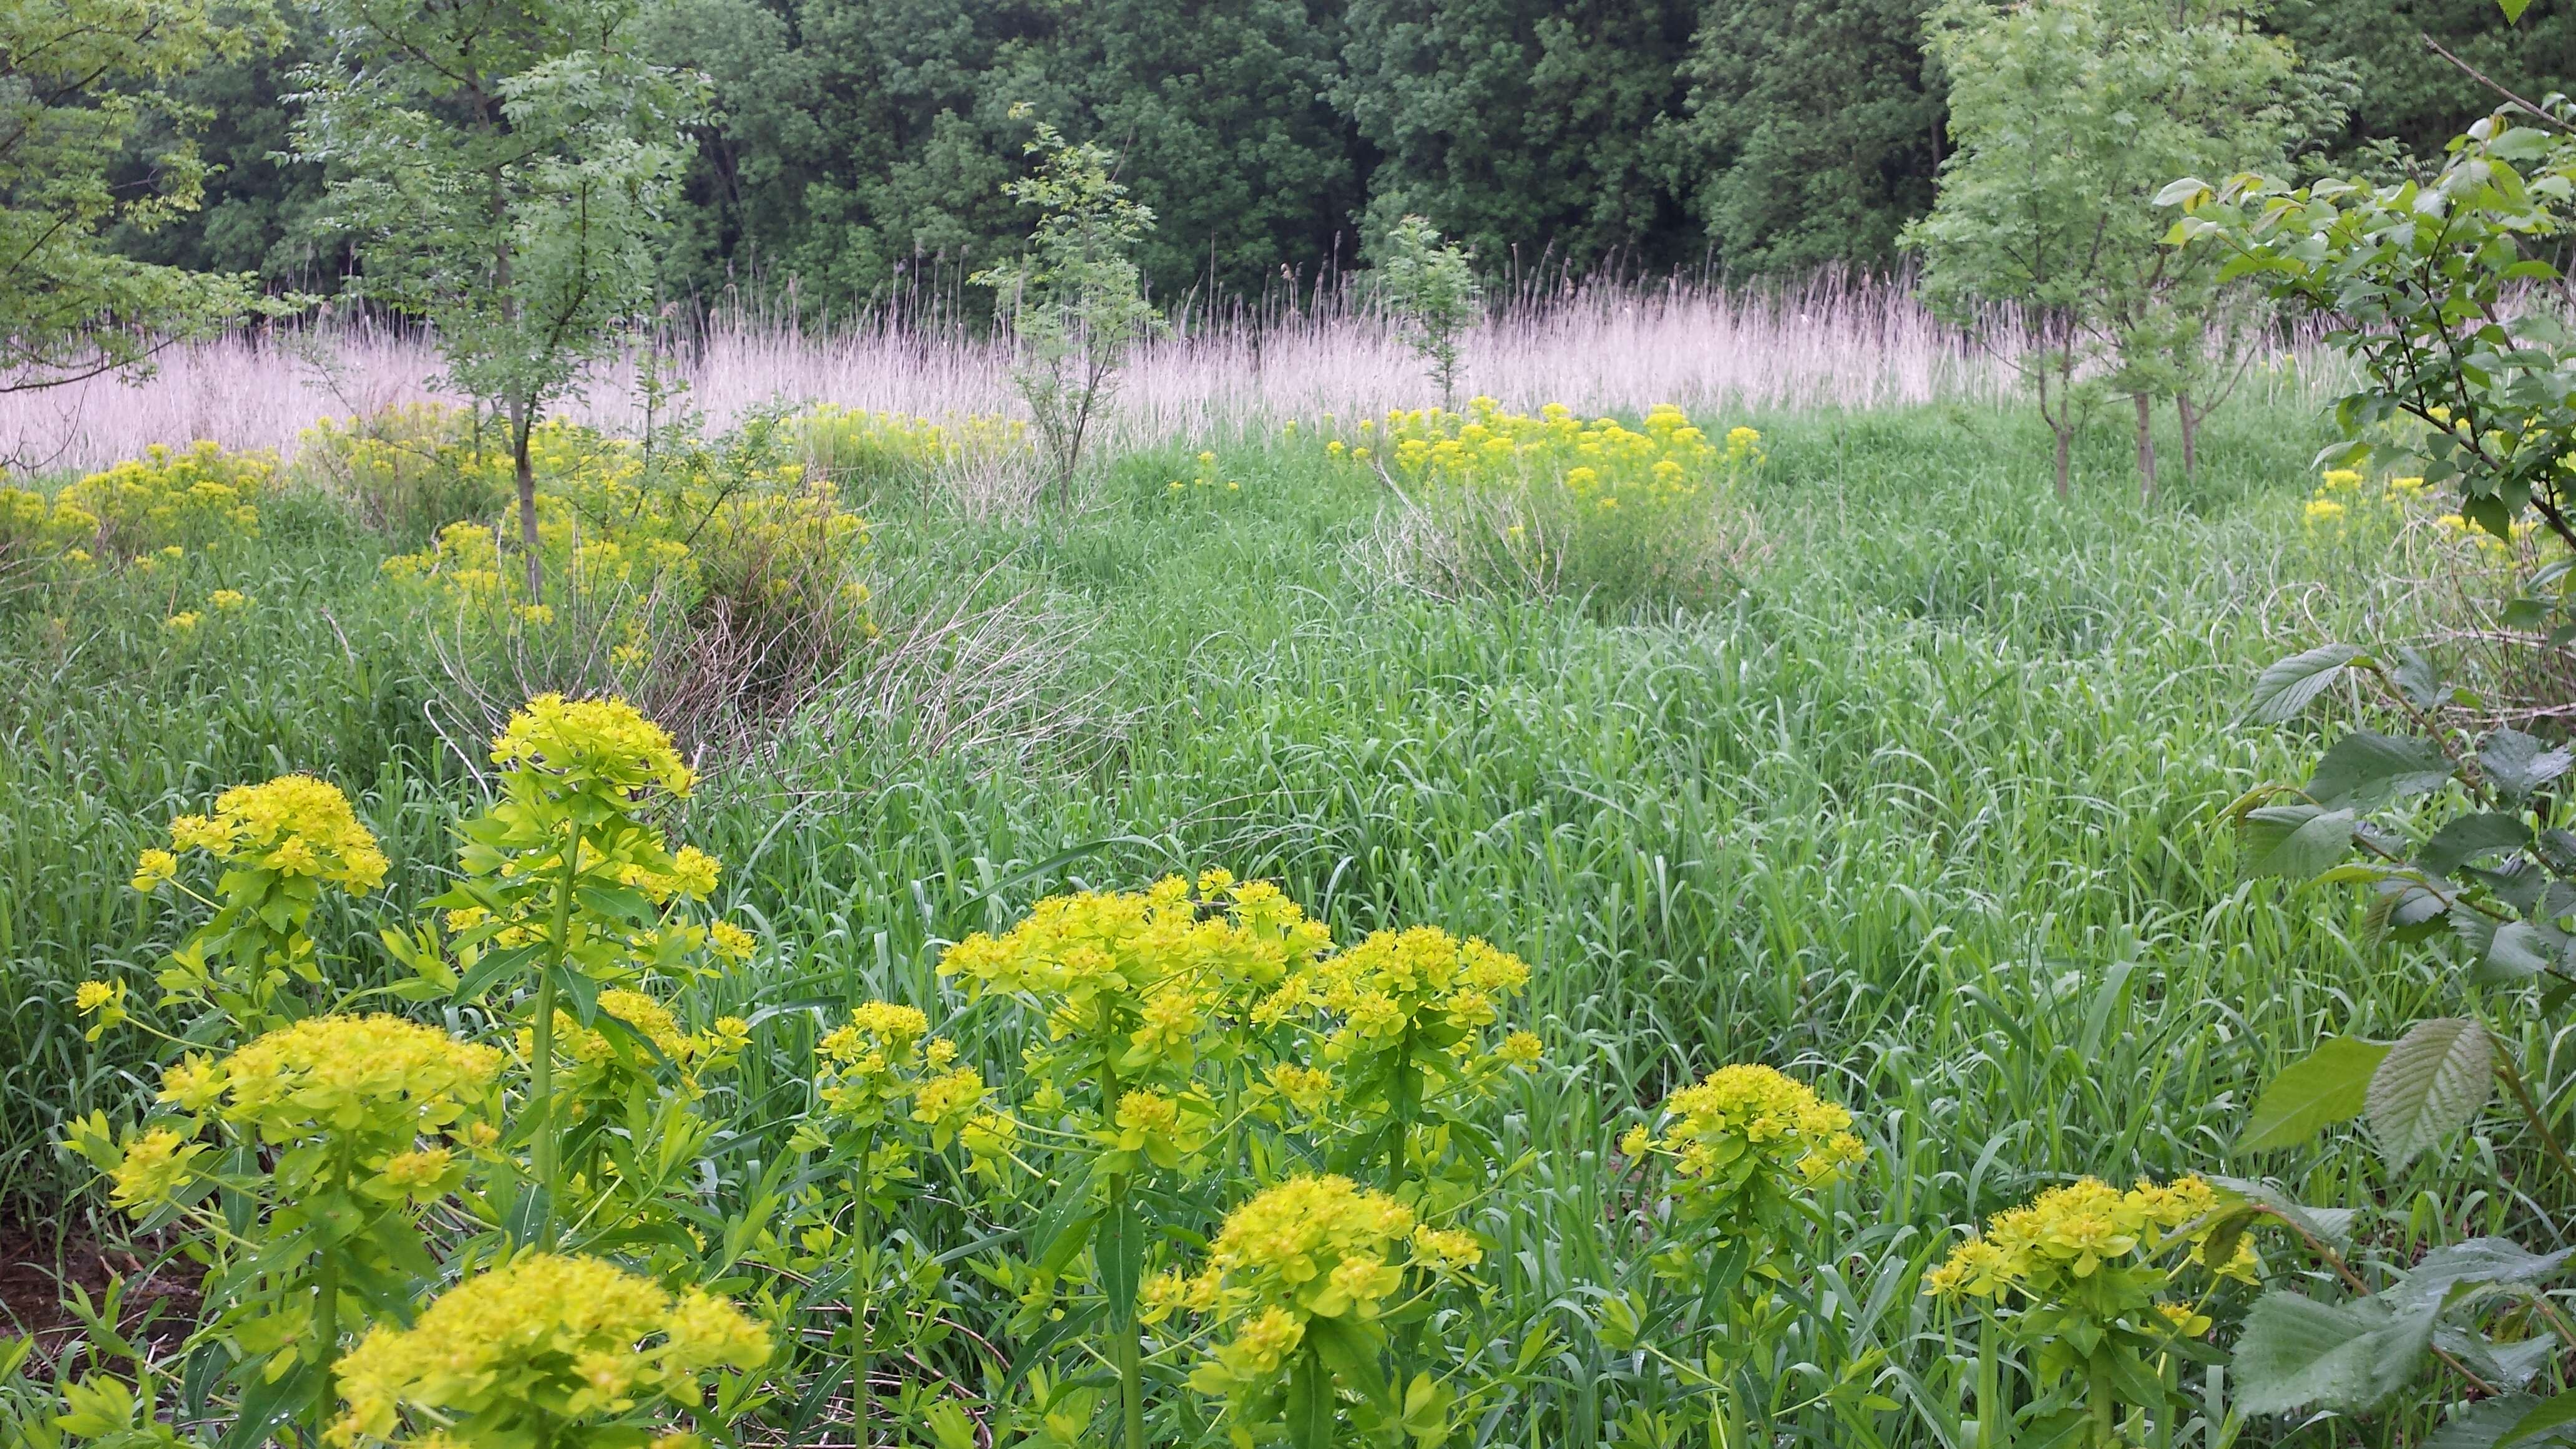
0, 275, 2348, 472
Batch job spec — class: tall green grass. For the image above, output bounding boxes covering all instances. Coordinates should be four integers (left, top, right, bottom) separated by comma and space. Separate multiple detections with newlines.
0, 399, 2502, 1445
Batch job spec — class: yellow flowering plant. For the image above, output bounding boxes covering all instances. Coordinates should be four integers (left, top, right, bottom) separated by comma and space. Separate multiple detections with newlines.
1295, 925, 1538, 1205
389, 694, 744, 1249
1925, 1176, 2257, 1449
130, 773, 391, 1029
0, 441, 271, 568
1334, 400, 1763, 610
939, 871, 1335, 1449
373, 407, 877, 720
1160, 1174, 1471, 1449
1605, 1065, 1868, 1449
773, 1001, 985, 1434
328, 1251, 771, 1448
61, 1015, 505, 1438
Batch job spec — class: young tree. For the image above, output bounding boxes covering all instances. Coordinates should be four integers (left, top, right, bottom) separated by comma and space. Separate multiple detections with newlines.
2, 0, 284, 397
291, 0, 706, 599
974, 108, 1165, 508
1378, 215, 1481, 410
1905, 0, 2309, 497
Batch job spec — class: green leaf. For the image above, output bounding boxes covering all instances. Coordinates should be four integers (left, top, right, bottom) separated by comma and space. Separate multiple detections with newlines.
2367, 1018, 2497, 1168
2307, 731, 2454, 809
2503, 1394, 2576, 1448
2383, 1237, 2571, 1314
2483, 728, 2573, 799
2252, 643, 2362, 722
2502, 0, 2534, 22
2241, 1037, 2389, 1149
2421, 812, 2532, 876
2429, 1394, 2545, 1449
2240, 804, 2358, 879
2230, 1290, 2434, 1415
1095, 1196, 1143, 1324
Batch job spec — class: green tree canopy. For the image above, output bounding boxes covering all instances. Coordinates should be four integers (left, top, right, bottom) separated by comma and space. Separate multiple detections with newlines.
2, 0, 283, 394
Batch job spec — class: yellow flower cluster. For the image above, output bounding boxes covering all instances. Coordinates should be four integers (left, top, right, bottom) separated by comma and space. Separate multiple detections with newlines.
525, 989, 750, 1089
2302, 467, 2427, 537
166, 1013, 499, 1133
491, 693, 694, 800
796, 403, 1027, 482
1625, 1065, 1865, 1222
1163, 1174, 1426, 1395
0, 441, 271, 563
1355, 399, 1759, 513
1923, 1176, 2256, 1306
329, 1252, 771, 1447
940, 872, 1334, 1075
1298, 924, 1531, 1067
156, 774, 390, 894
112, 1016, 499, 1214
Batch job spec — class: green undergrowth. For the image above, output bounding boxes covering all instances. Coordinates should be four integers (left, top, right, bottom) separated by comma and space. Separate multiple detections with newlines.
0, 398, 2494, 1445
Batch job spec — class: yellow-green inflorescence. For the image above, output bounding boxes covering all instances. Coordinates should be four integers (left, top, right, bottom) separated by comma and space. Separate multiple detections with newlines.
328, 1252, 771, 1447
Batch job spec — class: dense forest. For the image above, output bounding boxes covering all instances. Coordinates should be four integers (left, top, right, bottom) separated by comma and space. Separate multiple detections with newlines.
109, 0, 2576, 313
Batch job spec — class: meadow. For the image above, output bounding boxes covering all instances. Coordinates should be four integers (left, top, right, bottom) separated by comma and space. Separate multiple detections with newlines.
0, 300, 2507, 1448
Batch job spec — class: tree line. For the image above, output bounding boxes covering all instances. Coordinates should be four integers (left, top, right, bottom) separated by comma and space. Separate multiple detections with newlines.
101, 0, 2576, 315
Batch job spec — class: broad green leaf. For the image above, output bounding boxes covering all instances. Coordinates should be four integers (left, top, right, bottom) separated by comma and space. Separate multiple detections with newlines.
2384, 1237, 2572, 1314
2306, 730, 2454, 809
2241, 1037, 2389, 1149
2502, 0, 2534, 22
2422, 812, 2532, 876
2240, 804, 2358, 879
2231, 1290, 2434, 1415
2252, 643, 2362, 722
2504, 1395, 2576, 1448
2367, 1018, 2497, 1168
2431, 1395, 2545, 1449
2208, 1176, 2359, 1249
2482, 728, 2572, 799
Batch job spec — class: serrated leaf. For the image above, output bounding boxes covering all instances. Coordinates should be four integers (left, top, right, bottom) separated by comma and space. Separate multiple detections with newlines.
2484, 729, 2573, 799
2479, 921, 2560, 984
2241, 804, 2359, 879
2308, 731, 2455, 809
2253, 643, 2363, 722
2391, 646, 2449, 710
2367, 1018, 2497, 1168
2423, 812, 2533, 876
2242, 1037, 2390, 1149
2231, 1290, 2434, 1415
2385, 1237, 2572, 1314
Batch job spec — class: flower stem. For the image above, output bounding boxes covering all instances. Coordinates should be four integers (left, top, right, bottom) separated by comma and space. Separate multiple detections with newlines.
530, 832, 582, 1250
1110, 1169, 1146, 1449
854, 1125, 876, 1449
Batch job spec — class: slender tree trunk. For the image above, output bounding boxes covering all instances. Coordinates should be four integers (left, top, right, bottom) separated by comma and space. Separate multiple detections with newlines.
2175, 393, 2199, 479
2133, 392, 2158, 501
2052, 426, 2071, 499
514, 402, 542, 600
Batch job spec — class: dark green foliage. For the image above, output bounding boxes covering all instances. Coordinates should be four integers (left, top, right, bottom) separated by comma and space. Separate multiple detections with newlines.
1662, 0, 1943, 276
1337, 0, 1701, 277
109, 0, 2576, 306
2271, 0, 2576, 160
638, 0, 1358, 311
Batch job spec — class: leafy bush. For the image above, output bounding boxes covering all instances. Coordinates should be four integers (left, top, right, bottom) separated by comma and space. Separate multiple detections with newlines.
293, 404, 510, 547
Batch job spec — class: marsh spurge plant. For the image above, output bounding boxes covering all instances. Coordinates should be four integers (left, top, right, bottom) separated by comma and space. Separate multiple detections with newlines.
1925, 1177, 2254, 1449
67, 698, 771, 1447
